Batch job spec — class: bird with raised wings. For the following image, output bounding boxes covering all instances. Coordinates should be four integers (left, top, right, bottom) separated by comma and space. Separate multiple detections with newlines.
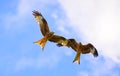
33, 10, 70, 50
58, 39, 98, 64
33, 10, 98, 64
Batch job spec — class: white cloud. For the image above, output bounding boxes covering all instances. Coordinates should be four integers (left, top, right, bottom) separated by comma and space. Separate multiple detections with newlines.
2, 0, 64, 71
56, 20, 70, 35
58, 0, 120, 75
91, 58, 119, 76
3, 0, 120, 74
3, 0, 58, 30
75, 56, 119, 76
77, 71, 88, 76
15, 53, 60, 71
58, 0, 120, 63
15, 57, 35, 71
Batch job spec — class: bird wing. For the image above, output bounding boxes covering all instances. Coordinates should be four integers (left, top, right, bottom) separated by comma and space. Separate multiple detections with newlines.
68, 39, 79, 52
81, 43, 98, 57
49, 35, 69, 46
33, 10, 50, 36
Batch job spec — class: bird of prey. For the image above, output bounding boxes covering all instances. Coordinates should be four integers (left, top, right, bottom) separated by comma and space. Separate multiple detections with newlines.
33, 10, 70, 50
58, 39, 98, 64
33, 10, 98, 64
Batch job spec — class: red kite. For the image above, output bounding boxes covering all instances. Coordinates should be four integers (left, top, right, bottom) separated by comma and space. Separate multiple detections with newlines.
33, 10, 69, 50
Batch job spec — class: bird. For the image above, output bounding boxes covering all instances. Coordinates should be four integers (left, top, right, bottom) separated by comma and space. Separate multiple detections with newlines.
58, 39, 98, 64
33, 10, 98, 64
33, 10, 70, 50
74, 42, 98, 64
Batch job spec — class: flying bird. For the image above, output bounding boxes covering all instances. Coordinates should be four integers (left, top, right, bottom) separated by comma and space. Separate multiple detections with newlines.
33, 10, 98, 64
58, 39, 98, 64
33, 10, 70, 50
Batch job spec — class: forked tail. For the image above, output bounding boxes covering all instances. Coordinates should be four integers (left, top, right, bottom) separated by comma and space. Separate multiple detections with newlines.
34, 32, 54, 51
34, 37, 48, 51
73, 50, 81, 64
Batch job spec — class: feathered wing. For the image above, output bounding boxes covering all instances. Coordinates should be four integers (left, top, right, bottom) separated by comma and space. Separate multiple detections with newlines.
81, 43, 98, 57
67, 39, 79, 51
49, 35, 69, 47
33, 10, 53, 50
32, 10, 50, 36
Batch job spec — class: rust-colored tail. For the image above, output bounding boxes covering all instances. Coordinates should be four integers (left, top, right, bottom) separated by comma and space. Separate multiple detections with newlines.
73, 50, 81, 64
34, 32, 54, 51
34, 37, 47, 51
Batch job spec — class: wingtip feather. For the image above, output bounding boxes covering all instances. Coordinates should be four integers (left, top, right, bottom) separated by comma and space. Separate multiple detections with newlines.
32, 10, 42, 16
93, 48, 98, 57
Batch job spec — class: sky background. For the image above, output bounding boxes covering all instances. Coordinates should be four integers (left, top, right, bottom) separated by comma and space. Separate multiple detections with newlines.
0, 0, 120, 76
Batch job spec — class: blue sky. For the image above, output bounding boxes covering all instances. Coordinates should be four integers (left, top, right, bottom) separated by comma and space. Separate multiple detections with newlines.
1, 0, 120, 76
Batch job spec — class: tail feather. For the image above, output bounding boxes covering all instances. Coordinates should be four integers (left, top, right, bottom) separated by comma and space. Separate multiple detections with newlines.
73, 51, 81, 64
34, 37, 47, 51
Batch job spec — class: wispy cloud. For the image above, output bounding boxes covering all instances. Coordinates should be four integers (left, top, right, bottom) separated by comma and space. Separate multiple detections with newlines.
1, 0, 64, 72
58, 0, 120, 63
2, 0, 120, 75
77, 71, 88, 76
58, 0, 120, 75
75, 56, 119, 76
3, 0, 58, 30
15, 52, 61, 71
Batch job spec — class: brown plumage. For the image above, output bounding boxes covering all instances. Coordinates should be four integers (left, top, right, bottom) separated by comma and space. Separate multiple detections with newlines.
33, 10, 70, 50
33, 10, 98, 64
33, 10, 50, 36
34, 32, 54, 50
79, 43, 98, 57
58, 39, 98, 64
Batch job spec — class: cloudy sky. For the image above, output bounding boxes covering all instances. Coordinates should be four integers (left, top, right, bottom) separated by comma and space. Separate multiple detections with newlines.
0, 0, 120, 76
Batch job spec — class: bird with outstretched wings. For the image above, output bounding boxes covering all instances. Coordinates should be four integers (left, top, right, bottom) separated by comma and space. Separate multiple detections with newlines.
33, 10, 69, 50
33, 10, 98, 64
58, 39, 98, 64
